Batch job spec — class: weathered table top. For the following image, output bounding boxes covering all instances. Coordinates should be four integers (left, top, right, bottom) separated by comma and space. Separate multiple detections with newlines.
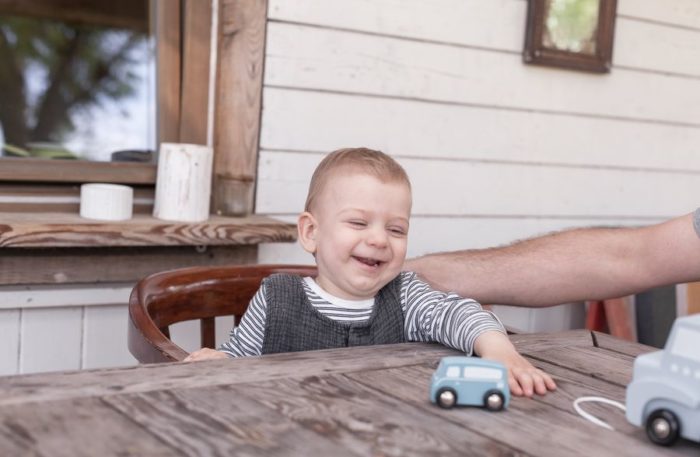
0, 330, 698, 456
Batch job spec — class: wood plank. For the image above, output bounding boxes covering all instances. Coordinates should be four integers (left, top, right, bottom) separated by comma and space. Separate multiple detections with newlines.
0, 309, 19, 376
178, 0, 212, 145
256, 151, 700, 218
212, 0, 268, 215
0, 158, 156, 184
615, 17, 700, 77
351, 364, 691, 456
509, 329, 594, 352
0, 397, 177, 456
156, 0, 182, 144
260, 87, 700, 171
268, 0, 525, 52
0, 343, 454, 406
686, 282, 700, 314
0, 213, 296, 248
20, 307, 82, 374
264, 22, 700, 126
0, 245, 257, 286
269, 0, 700, 76
83, 305, 137, 369
516, 357, 696, 457
522, 345, 635, 387
103, 386, 361, 456
0, 285, 131, 310
618, 0, 700, 30
0, 0, 149, 31
593, 331, 657, 358
195, 373, 522, 456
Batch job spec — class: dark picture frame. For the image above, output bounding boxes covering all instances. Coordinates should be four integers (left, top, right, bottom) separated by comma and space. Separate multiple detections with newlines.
523, 0, 617, 73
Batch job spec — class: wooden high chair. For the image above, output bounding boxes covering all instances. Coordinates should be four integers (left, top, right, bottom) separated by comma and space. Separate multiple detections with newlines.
128, 264, 317, 363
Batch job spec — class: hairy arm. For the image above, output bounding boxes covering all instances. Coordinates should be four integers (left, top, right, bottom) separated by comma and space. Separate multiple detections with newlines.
405, 213, 700, 307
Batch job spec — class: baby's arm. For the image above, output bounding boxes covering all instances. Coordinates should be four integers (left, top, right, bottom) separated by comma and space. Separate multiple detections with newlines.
402, 272, 505, 354
401, 272, 555, 396
183, 284, 269, 362
473, 330, 557, 397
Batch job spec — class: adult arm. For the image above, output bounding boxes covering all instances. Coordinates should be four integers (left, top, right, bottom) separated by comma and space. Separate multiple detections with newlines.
405, 212, 700, 307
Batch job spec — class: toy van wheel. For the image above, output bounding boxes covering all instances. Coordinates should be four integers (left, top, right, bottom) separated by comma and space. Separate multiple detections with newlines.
436, 388, 457, 409
645, 409, 680, 446
483, 390, 504, 411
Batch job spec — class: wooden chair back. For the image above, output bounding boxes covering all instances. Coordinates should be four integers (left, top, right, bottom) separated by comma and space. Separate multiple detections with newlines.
128, 264, 317, 363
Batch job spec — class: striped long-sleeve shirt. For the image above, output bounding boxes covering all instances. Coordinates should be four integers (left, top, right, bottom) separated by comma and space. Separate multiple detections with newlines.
219, 271, 504, 357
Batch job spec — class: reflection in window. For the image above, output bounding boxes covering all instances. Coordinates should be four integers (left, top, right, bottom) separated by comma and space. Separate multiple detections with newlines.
543, 0, 599, 55
0, 5, 155, 162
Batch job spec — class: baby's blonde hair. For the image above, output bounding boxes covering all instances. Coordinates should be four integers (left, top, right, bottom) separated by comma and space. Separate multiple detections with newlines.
304, 147, 411, 212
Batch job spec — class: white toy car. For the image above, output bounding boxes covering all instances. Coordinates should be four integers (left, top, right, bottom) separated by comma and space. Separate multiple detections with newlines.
625, 314, 700, 446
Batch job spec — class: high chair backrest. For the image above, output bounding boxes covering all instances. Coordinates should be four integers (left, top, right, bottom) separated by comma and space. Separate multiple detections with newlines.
128, 264, 317, 363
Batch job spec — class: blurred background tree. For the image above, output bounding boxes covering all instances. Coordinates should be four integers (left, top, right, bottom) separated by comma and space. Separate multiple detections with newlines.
0, 1, 149, 158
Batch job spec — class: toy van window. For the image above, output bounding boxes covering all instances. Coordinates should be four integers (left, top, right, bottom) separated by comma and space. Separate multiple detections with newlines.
445, 366, 461, 378
463, 367, 502, 380
669, 327, 700, 363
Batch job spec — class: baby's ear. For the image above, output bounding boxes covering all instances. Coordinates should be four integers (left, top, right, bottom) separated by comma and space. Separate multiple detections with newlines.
297, 212, 318, 254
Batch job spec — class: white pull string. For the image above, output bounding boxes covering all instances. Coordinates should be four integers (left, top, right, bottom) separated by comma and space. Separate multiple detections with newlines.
573, 396, 626, 431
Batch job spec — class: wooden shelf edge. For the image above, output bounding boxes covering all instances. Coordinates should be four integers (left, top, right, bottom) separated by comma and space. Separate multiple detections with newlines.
0, 213, 297, 248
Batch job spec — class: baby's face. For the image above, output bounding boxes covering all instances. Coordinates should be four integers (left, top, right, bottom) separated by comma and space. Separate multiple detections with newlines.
307, 172, 411, 300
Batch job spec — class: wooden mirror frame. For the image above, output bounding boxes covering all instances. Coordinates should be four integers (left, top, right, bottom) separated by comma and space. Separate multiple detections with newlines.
523, 0, 617, 73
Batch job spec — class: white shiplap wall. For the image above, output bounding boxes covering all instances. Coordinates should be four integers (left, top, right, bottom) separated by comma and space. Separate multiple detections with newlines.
2, 0, 699, 375
256, 0, 700, 330
0, 285, 233, 375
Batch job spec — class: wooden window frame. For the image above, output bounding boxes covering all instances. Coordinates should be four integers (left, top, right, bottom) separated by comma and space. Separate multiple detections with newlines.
0, 0, 163, 187
0, 0, 268, 217
523, 0, 617, 74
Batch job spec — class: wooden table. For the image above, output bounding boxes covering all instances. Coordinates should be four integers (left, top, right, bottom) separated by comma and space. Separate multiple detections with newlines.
0, 330, 698, 456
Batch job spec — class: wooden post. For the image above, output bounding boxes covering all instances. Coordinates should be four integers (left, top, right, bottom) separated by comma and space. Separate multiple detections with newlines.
212, 0, 268, 216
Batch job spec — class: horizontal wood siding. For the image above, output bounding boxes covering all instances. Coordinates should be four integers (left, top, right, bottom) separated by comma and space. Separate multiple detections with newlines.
260, 88, 700, 172
258, 150, 700, 218
264, 22, 699, 125
0, 285, 232, 374
0, 309, 20, 376
20, 307, 83, 374
83, 305, 137, 370
256, 0, 700, 332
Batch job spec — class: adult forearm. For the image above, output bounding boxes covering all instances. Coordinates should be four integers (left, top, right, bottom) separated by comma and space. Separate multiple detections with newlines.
405, 219, 697, 307
405, 236, 611, 307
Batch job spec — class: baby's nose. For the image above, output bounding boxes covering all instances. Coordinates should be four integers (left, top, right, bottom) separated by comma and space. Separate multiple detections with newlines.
366, 227, 388, 247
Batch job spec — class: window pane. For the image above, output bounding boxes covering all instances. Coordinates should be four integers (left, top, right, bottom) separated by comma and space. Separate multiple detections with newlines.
669, 327, 700, 363
543, 0, 600, 55
462, 366, 502, 380
0, 3, 155, 163
445, 366, 461, 378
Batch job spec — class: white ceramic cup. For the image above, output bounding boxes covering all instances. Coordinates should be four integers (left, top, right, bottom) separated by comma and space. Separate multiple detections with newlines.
80, 183, 134, 221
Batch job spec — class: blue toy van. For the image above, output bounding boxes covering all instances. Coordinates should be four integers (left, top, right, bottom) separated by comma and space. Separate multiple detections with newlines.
430, 357, 510, 411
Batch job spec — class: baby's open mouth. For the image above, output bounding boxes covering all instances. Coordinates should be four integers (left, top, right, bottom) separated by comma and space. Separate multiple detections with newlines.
353, 256, 383, 267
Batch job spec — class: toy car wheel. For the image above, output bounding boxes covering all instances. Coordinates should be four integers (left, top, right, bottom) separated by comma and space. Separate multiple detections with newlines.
645, 409, 680, 446
436, 387, 457, 409
483, 390, 504, 411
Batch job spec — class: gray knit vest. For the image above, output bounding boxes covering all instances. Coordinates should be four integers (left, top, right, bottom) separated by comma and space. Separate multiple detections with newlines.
261, 274, 406, 354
